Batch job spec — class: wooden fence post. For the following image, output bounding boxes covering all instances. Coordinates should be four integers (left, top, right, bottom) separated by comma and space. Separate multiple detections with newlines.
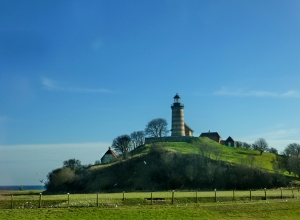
39, 193, 42, 208
214, 189, 217, 202
292, 187, 294, 198
172, 190, 174, 204
11, 195, 13, 209
151, 192, 153, 205
123, 191, 125, 201
196, 191, 198, 203
281, 187, 283, 199
264, 188, 267, 200
67, 193, 70, 208
250, 189, 252, 201
97, 193, 99, 207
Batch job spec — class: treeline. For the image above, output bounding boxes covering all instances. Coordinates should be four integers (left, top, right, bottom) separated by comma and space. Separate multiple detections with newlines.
45, 145, 289, 193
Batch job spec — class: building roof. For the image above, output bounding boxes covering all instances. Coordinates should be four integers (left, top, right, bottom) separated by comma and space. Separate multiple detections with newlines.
184, 123, 194, 132
200, 132, 221, 138
102, 147, 118, 159
174, 93, 180, 99
225, 136, 235, 142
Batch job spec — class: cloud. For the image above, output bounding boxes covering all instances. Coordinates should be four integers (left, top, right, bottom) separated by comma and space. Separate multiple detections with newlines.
41, 77, 112, 93
240, 128, 299, 152
281, 90, 300, 98
41, 77, 60, 90
214, 87, 300, 98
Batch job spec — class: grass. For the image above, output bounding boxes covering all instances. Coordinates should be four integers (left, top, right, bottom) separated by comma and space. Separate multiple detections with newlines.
2, 189, 300, 219
1, 189, 299, 208
1, 200, 300, 219
131, 137, 280, 173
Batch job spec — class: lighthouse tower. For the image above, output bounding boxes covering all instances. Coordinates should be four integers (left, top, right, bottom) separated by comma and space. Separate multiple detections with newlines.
171, 93, 185, 136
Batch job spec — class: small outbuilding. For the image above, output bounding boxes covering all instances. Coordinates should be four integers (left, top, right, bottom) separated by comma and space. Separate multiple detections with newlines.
224, 136, 235, 147
200, 131, 222, 143
101, 147, 118, 164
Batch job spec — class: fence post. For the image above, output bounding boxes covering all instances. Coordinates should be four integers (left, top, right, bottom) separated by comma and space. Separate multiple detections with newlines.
151, 192, 153, 205
67, 193, 70, 208
292, 187, 294, 198
123, 191, 125, 201
97, 193, 99, 207
39, 193, 42, 208
250, 189, 252, 201
196, 191, 198, 203
214, 189, 217, 202
264, 188, 267, 200
281, 187, 283, 199
172, 190, 174, 204
11, 195, 13, 209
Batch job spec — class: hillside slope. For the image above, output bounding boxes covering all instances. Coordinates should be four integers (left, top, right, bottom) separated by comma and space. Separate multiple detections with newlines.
131, 137, 278, 172
45, 139, 290, 193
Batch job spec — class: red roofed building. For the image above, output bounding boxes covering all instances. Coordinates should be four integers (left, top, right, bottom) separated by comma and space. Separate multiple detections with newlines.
101, 147, 118, 164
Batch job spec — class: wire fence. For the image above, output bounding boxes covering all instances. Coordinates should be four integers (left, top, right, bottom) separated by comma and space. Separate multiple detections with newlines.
1, 187, 299, 209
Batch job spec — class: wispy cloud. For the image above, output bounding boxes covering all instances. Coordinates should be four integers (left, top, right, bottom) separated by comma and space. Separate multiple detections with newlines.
41, 77, 112, 94
240, 128, 299, 151
241, 128, 298, 141
214, 87, 300, 98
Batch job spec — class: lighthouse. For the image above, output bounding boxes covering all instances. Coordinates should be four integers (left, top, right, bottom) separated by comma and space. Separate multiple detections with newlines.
171, 93, 185, 136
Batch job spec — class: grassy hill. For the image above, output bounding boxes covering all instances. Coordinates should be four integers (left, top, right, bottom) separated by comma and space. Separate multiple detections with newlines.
45, 137, 293, 193
130, 137, 278, 173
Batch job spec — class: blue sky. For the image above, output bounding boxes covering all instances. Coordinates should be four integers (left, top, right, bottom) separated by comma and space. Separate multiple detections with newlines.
1, 0, 300, 185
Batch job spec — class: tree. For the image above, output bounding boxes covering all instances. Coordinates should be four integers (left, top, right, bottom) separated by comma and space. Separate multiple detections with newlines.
145, 118, 169, 137
235, 141, 243, 148
268, 147, 278, 154
242, 142, 252, 149
63, 159, 82, 171
130, 131, 145, 149
111, 134, 132, 158
283, 143, 300, 157
253, 138, 269, 155
46, 167, 76, 192
282, 143, 300, 176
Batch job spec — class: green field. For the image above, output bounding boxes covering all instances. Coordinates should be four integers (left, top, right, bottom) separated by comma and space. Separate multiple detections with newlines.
1, 200, 300, 220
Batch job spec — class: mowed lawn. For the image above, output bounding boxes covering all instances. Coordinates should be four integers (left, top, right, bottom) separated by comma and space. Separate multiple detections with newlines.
1, 200, 300, 220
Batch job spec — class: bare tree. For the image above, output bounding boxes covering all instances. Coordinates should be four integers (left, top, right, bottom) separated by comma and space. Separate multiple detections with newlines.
253, 138, 269, 155
145, 118, 169, 137
112, 134, 132, 158
136, 131, 145, 146
283, 143, 300, 176
268, 147, 278, 154
63, 159, 82, 171
235, 141, 243, 148
288, 157, 300, 177
283, 143, 300, 157
130, 131, 145, 149
242, 142, 252, 149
